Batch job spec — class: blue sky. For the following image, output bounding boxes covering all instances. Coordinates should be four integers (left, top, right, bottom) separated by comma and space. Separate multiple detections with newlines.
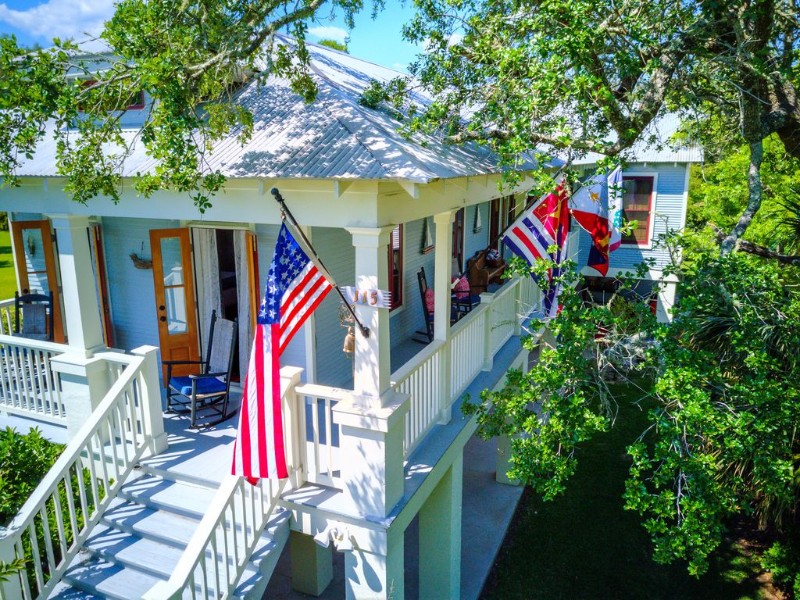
0, 1, 420, 72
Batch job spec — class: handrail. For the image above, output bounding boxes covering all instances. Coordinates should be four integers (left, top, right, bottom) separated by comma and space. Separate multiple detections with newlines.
143, 476, 287, 600
0, 349, 160, 599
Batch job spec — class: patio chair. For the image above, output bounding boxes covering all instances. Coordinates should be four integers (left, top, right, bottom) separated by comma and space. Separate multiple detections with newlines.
415, 268, 435, 343
14, 291, 54, 341
164, 310, 238, 428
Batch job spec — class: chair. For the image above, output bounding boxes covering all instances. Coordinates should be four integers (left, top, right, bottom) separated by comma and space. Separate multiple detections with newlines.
415, 268, 435, 343
14, 291, 54, 341
164, 310, 238, 428
452, 275, 481, 319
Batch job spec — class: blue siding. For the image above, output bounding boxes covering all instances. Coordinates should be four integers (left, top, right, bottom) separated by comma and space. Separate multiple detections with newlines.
463, 203, 491, 269
576, 163, 688, 274
102, 217, 178, 352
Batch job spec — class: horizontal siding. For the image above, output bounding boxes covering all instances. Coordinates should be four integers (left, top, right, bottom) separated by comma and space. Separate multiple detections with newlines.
576, 164, 688, 273
310, 227, 355, 389
464, 203, 491, 270
101, 217, 179, 354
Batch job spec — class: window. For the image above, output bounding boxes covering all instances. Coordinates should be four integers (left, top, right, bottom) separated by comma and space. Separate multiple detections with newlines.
621, 176, 655, 246
78, 80, 145, 111
388, 225, 403, 310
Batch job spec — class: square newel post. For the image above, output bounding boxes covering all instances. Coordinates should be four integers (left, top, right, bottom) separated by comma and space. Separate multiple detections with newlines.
48, 215, 105, 355
130, 345, 168, 455
433, 210, 456, 422
50, 353, 112, 441
347, 226, 394, 402
332, 390, 409, 518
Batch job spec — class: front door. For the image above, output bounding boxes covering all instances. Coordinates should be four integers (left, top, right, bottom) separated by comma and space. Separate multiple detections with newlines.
10, 219, 65, 342
150, 228, 200, 377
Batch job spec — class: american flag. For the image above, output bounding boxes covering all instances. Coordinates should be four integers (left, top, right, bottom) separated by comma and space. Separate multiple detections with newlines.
502, 183, 570, 318
232, 223, 332, 481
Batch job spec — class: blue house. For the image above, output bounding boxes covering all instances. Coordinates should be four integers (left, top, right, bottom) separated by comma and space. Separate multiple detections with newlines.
0, 41, 700, 599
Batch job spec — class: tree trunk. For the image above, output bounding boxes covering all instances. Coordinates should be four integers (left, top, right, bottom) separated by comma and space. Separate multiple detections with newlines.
721, 140, 764, 255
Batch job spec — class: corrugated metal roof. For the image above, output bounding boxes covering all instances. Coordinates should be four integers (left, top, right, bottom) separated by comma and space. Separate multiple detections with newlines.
13, 43, 699, 181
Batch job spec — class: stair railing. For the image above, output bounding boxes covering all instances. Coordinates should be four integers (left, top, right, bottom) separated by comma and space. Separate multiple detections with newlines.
142, 366, 303, 600
0, 346, 165, 600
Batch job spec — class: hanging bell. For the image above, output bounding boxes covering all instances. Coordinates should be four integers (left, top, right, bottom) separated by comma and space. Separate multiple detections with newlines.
343, 327, 355, 355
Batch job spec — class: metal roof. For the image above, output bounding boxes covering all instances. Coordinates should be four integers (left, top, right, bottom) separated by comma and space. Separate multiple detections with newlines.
13, 43, 699, 181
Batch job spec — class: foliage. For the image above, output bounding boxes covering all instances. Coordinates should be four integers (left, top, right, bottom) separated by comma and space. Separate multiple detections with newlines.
317, 39, 349, 53
0, 427, 64, 525
0, 559, 26, 583
465, 255, 656, 498
0, 1, 379, 211
624, 248, 800, 576
688, 136, 800, 251
394, 0, 799, 250
762, 538, 800, 596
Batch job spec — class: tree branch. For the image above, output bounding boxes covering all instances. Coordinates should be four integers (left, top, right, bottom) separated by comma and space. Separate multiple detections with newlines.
711, 223, 800, 265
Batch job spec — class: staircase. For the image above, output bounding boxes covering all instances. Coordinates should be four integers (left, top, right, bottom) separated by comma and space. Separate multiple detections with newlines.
48, 465, 290, 599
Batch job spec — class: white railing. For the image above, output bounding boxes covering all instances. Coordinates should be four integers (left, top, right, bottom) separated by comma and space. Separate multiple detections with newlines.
449, 305, 489, 401
0, 298, 15, 336
295, 383, 348, 489
0, 335, 69, 422
142, 476, 286, 600
487, 282, 518, 355
0, 347, 164, 600
393, 340, 445, 456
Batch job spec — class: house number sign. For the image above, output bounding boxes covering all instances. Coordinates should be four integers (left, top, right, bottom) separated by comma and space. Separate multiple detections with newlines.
343, 286, 392, 309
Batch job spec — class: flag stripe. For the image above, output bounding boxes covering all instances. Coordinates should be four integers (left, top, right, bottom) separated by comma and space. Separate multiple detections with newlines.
279, 282, 331, 355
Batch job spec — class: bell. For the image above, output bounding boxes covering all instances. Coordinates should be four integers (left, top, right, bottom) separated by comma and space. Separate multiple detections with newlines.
343, 327, 355, 355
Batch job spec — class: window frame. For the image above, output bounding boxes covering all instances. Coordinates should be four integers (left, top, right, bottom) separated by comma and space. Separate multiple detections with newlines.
78, 80, 146, 112
387, 224, 403, 311
620, 173, 659, 249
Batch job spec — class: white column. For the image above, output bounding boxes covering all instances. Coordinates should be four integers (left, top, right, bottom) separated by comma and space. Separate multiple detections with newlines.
50, 353, 112, 441
657, 281, 677, 323
0, 532, 23, 598
344, 528, 404, 600
49, 215, 104, 354
347, 227, 394, 403
432, 211, 456, 341
419, 453, 463, 600
290, 530, 333, 596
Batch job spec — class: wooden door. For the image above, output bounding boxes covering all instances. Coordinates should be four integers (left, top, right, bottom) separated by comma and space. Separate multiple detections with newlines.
11, 220, 65, 342
452, 208, 465, 272
150, 228, 200, 377
89, 224, 114, 347
245, 230, 260, 331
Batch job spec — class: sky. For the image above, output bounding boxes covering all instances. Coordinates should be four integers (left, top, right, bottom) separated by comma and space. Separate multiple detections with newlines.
0, 0, 421, 72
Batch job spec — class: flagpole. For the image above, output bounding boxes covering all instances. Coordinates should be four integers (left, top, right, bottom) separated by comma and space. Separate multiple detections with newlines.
271, 188, 370, 338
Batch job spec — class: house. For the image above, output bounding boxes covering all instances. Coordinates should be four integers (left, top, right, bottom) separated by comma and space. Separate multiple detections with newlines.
0, 41, 700, 599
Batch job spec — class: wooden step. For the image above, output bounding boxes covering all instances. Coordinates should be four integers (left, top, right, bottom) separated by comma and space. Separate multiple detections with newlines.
117, 473, 216, 519
83, 522, 185, 579
62, 554, 166, 600
49, 581, 106, 600
101, 497, 201, 548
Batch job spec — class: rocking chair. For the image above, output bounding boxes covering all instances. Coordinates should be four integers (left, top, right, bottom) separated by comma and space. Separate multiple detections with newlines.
164, 310, 238, 428
14, 291, 54, 341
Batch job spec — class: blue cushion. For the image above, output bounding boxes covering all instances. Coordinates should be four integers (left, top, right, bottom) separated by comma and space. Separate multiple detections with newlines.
170, 376, 226, 397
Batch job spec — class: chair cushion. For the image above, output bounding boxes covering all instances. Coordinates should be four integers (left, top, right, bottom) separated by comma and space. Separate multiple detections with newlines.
424, 288, 435, 313
169, 376, 226, 397
453, 276, 471, 299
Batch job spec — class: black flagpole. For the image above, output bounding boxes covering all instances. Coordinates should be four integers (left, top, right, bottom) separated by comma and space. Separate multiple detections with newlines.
271, 188, 370, 338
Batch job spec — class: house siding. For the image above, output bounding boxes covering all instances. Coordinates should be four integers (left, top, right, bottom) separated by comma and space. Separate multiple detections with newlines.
576, 163, 688, 273
463, 203, 491, 270
101, 217, 177, 353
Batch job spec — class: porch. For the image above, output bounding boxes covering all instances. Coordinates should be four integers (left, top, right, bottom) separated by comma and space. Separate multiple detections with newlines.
0, 274, 541, 599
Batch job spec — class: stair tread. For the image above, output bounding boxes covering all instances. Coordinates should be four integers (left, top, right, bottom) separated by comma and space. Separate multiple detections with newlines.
49, 581, 106, 600
63, 554, 166, 600
118, 473, 216, 518
85, 522, 185, 577
102, 497, 201, 547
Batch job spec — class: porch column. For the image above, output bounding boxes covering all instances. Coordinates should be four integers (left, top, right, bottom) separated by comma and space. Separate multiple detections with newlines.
290, 530, 333, 596
432, 210, 456, 341
656, 280, 677, 323
347, 226, 394, 404
344, 527, 404, 600
433, 210, 455, 422
419, 453, 463, 600
48, 215, 104, 354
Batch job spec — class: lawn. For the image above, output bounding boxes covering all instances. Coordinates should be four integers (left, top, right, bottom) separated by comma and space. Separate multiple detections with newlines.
0, 229, 17, 300
481, 378, 777, 600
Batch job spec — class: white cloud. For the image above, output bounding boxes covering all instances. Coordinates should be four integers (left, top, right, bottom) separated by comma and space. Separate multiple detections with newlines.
308, 25, 348, 44
0, 0, 113, 44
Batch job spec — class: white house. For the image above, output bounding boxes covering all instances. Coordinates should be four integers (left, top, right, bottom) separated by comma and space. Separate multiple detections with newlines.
0, 41, 700, 600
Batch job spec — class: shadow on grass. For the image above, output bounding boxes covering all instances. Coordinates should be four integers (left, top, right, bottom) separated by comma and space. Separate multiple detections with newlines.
481, 380, 769, 600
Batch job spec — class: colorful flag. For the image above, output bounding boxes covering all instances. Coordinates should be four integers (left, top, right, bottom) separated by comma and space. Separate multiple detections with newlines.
502, 183, 570, 318
569, 166, 622, 276
232, 223, 332, 481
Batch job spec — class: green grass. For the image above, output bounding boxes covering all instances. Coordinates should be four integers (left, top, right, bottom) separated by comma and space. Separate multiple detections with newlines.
0, 229, 16, 300
481, 379, 771, 600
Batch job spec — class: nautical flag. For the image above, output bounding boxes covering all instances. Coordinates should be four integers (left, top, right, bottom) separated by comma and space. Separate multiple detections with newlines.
232, 223, 333, 481
502, 183, 570, 318
569, 166, 623, 276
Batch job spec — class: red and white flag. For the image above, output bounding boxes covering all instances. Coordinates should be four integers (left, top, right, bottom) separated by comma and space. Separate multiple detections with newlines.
232, 223, 332, 481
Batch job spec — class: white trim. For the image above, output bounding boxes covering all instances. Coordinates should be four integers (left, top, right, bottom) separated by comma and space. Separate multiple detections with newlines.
619, 172, 659, 250
678, 164, 691, 231
580, 265, 679, 283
